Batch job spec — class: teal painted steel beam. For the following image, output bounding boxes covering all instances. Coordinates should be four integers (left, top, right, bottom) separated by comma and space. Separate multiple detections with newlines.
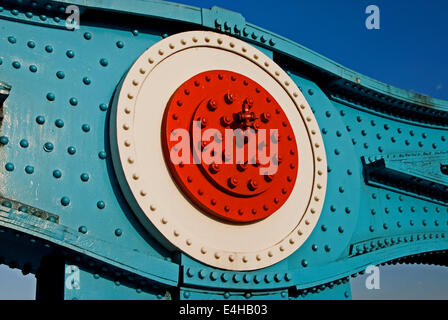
0, 0, 447, 300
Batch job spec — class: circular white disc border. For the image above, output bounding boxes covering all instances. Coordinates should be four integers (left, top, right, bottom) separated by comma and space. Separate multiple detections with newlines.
112, 31, 327, 271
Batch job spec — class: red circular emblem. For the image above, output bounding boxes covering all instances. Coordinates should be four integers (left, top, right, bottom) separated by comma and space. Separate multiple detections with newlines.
162, 70, 298, 222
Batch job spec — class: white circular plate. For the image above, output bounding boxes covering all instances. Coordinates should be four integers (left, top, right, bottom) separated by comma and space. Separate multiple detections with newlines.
110, 31, 327, 271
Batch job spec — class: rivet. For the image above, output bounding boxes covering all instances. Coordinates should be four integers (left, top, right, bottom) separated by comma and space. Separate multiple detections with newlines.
78, 226, 87, 234
29, 65, 38, 73
20, 139, 29, 148
81, 123, 90, 132
84, 32, 92, 40
55, 119, 64, 128
98, 151, 107, 160
80, 173, 89, 182
53, 170, 62, 179
224, 92, 235, 104
25, 165, 34, 174
2, 201, 12, 208
116, 41, 124, 48
97, 201, 105, 209
54, 70, 66, 80
7, 36, 16, 44
221, 273, 229, 282
66, 50, 75, 58
67, 146, 76, 155
46, 92, 55, 101
207, 99, 218, 111
44, 142, 54, 152
115, 229, 122, 237
248, 179, 258, 191
61, 196, 70, 206
228, 176, 239, 188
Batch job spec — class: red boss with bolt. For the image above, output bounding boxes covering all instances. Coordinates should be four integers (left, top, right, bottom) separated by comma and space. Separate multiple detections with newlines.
162, 70, 298, 222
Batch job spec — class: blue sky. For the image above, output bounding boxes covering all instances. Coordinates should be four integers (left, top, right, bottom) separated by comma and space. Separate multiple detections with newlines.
1, 0, 447, 299
179, 0, 448, 100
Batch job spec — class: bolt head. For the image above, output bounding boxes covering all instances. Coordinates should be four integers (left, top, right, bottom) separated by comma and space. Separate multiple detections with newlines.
248, 179, 259, 190
224, 92, 235, 104
210, 163, 221, 174
228, 176, 239, 188
221, 115, 232, 126
261, 112, 271, 123
207, 99, 217, 111
237, 162, 248, 172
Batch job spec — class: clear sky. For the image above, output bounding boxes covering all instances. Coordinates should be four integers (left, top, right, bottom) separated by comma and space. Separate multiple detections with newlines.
1, 0, 447, 300
179, 0, 448, 101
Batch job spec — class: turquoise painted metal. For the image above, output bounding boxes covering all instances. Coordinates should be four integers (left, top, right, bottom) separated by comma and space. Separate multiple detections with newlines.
0, 0, 446, 300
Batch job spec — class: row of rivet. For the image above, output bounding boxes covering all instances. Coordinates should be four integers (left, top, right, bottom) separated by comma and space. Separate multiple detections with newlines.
185, 267, 293, 285
352, 232, 447, 256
